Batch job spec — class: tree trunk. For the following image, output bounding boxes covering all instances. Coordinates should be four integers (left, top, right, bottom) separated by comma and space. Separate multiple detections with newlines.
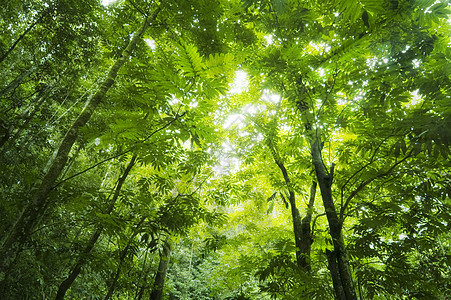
299, 181, 317, 271
149, 239, 171, 300
0, 10, 159, 275
0, 8, 48, 65
326, 249, 346, 300
104, 252, 126, 300
310, 139, 357, 300
274, 159, 306, 270
54, 231, 101, 300
0, 84, 52, 150
104, 216, 145, 300
0, 125, 12, 150
0, 66, 37, 98
270, 130, 316, 271
135, 247, 155, 300
54, 155, 137, 300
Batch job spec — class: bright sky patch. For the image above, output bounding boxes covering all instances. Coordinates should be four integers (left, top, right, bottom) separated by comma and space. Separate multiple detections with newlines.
102, 0, 116, 6
229, 70, 249, 94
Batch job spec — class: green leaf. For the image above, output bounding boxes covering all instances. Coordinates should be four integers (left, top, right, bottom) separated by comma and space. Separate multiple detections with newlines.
400, 139, 406, 154
414, 0, 436, 8
431, 2, 451, 17
175, 42, 205, 78
439, 144, 449, 159
361, 0, 387, 14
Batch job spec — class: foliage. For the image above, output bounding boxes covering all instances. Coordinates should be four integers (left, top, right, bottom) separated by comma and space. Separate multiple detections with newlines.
0, 0, 450, 299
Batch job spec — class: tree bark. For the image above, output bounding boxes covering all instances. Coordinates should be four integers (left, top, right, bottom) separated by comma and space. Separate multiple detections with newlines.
55, 155, 137, 300
269, 131, 316, 271
299, 181, 316, 271
274, 159, 306, 270
326, 249, 346, 300
149, 239, 171, 300
310, 139, 357, 300
0, 10, 159, 275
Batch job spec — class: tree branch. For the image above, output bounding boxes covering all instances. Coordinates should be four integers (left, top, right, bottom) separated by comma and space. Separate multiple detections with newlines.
127, 0, 147, 16
340, 149, 413, 221
311, 212, 326, 236
0, 8, 49, 65
52, 112, 186, 188
340, 136, 391, 207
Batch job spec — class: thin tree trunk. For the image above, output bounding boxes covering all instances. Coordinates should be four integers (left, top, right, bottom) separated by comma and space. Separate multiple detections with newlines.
136, 286, 146, 300
0, 8, 49, 65
269, 132, 315, 271
0, 84, 51, 150
0, 124, 12, 150
0, 10, 159, 274
104, 251, 127, 300
135, 247, 155, 300
54, 229, 102, 300
310, 139, 357, 300
104, 217, 145, 300
274, 159, 305, 270
55, 155, 137, 300
136, 269, 152, 300
299, 181, 317, 271
149, 239, 171, 300
0, 66, 37, 98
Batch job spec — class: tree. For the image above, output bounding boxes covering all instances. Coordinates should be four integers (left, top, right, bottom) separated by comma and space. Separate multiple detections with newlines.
221, 0, 451, 298
150, 238, 172, 300
0, 0, 450, 299
0, 1, 161, 270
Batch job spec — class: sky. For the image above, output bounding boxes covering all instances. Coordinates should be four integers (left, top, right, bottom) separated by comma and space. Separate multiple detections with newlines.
102, 0, 116, 6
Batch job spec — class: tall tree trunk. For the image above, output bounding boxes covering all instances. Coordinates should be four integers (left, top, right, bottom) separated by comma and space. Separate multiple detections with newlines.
104, 217, 145, 300
299, 181, 317, 271
310, 139, 357, 300
55, 155, 137, 300
269, 131, 316, 271
274, 159, 307, 270
0, 9, 159, 275
149, 239, 171, 300
326, 249, 346, 300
